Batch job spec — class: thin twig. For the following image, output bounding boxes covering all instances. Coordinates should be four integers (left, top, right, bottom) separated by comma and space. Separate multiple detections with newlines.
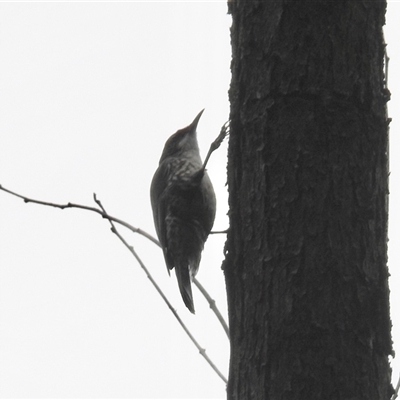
210, 229, 228, 235
383, 32, 389, 89
0, 183, 230, 338
201, 121, 230, 173
392, 374, 400, 400
193, 277, 229, 339
0, 184, 159, 245
94, 194, 227, 384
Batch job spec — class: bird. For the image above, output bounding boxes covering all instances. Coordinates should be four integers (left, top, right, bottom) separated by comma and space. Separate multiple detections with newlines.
150, 109, 216, 313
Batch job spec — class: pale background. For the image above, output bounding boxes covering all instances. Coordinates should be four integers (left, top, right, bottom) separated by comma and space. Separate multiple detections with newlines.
0, 2, 398, 399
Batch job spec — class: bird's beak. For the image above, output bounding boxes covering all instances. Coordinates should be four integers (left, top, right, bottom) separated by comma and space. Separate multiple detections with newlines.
188, 109, 205, 132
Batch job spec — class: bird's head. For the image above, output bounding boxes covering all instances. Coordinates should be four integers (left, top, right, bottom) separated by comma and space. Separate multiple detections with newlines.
159, 109, 204, 162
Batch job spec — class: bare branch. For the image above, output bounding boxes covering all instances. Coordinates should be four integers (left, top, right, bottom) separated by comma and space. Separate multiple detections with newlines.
392, 374, 400, 400
210, 229, 228, 235
200, 121, 229, 175
94, 194, 227, 384
0, 184, 229, 342
0, 184, 159, 246
193, 277, 230, 339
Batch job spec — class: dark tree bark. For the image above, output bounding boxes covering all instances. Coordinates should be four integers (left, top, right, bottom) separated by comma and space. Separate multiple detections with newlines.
224, 1, 392, 399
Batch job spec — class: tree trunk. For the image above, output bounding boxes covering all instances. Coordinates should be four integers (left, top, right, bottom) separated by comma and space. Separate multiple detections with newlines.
224, 1, 392, 399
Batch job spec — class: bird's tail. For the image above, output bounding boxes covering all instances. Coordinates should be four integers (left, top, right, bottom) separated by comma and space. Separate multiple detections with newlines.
175, 265, 195, 314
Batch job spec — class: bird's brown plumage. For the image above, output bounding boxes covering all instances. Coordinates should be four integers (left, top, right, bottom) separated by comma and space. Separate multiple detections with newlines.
150, 110, 216, 313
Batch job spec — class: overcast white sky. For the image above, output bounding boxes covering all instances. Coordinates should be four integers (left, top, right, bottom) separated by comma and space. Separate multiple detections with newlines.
0, 2, 399, 399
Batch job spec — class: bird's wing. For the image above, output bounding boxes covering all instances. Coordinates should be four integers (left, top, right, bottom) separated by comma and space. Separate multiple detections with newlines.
150, 161, 173, 272
199, 172, 217, 233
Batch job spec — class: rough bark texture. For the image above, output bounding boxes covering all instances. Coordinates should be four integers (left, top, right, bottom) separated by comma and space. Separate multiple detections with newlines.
224, 1, 392, 399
